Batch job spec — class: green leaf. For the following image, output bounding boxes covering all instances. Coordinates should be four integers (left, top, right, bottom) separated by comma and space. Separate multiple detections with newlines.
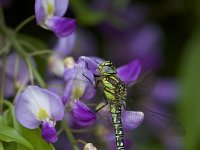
0, 141, 4, 150
178, 25, 200, 150
0, 116, 4, 126
0, 126, 33, 150
3, 109, 13, 127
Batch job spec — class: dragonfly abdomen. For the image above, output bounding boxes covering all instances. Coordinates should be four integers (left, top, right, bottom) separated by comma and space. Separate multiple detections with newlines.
110, 104, 125, 150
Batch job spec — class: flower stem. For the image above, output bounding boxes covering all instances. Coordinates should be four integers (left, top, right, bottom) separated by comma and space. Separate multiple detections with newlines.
24, 57, 34, 85
0, 55, 6, 114
62, 120, 79, 150
15, 15, 35, 33
29, 50, 54, 57
76, 139, 87, 145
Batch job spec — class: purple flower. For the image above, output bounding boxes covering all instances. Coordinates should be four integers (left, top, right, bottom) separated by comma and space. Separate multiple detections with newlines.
62, 62, 96, 126
0, 53, 30, 97
117, 59, 141, 84
78, 56, 104, 75
62, 64, 96, 104
35, 0, 76, 37
15, 86, 64, 143
71, 101, 96, 126
122, 111, 144, 130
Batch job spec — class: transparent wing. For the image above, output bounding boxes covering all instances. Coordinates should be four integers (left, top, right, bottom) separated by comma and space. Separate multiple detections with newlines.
125, 71, 155, 110
134, 103, 185, 136
125, 72, 185, 136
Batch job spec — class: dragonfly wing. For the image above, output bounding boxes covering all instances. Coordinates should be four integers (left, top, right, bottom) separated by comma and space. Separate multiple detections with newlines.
125, 72, 184, 136
125, 71, 155, 111
135, 103, 185, 136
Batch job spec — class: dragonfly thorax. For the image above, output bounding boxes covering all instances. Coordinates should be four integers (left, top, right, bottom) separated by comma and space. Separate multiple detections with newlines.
98, 61, 117, 76
102, 75, 127, 103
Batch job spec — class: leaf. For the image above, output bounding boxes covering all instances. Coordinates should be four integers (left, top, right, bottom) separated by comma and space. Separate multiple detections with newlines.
3, 109, 13, 127
0, 126, 33, 150
0, 141, 4, 150
0, 116, 4, 126
178, 25, 200, 150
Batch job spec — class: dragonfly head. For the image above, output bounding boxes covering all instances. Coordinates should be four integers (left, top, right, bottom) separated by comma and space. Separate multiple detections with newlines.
98, 61, 117, 75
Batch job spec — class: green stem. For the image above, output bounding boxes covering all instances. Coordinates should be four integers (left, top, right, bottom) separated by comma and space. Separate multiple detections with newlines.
29, 50, 54, 57
76, 139, 87, 145
0, 100, 13, 110
62, 120, 79, 150
24, 57, 34, 85
0, 55, 6, 114
15, 15, 35, 33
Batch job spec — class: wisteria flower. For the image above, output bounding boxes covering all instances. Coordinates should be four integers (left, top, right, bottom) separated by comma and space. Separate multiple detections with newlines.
15, 86, 64, 143
35, 0, 76, 37
62, 61, 96, 126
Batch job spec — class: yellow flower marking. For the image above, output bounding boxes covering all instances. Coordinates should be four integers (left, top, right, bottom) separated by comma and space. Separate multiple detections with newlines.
37, 108, 49, 121
72, 86, 84, 99
47, 2, 55, 16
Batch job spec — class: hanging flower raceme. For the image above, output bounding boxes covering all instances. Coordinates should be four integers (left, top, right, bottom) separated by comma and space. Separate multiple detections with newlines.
62, 60, 96, 126
35, 0, 76, 37
15, 86, 64, 143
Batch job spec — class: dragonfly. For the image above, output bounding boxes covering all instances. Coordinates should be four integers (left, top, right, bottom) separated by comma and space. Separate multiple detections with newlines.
83, 59, 184, 150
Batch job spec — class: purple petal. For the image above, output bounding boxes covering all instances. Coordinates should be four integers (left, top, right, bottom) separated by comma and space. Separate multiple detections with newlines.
54, 32, 76, 57
15, 86, 64, 129
62, 65, 96, 104
35, 0, 46, 24
77, 56, 104, 75
71, 101, 96, 126
42, 121, 57, 143
15, 88, 41, 129
45, 16, 76, 37
54, 0, 69, 16
117, 59, 141, 83
122, 111, 144, 130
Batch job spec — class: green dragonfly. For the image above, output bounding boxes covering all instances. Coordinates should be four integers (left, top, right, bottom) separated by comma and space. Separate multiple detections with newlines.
83, 59, 184, 150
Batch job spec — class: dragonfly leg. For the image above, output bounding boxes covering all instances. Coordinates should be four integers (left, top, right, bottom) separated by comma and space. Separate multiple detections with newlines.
95, 102, 108, 113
